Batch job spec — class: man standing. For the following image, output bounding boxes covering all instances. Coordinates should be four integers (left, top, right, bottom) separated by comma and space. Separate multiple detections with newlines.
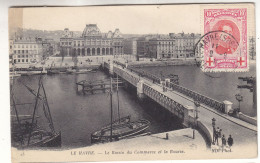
228, 135, 234, 148
215, 127, 220, 145
212, 127, 216, 144
221, 135, 226, 148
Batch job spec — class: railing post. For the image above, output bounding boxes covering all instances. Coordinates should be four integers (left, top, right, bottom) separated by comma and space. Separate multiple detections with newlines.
223, 100, 233, 114
183, 105, 195, 128
137, 80, 146, 100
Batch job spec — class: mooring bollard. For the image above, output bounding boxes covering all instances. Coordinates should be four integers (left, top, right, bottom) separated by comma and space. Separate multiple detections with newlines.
166, 133, 169, 140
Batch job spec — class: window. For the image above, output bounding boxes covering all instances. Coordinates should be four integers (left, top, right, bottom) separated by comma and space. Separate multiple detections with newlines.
22, 59, 24, 62
18, 50, 20, 54
18, 55, 20, 58
14, 50, 16, 54
22, 55, 24, 58
34, 45, 36, 48
26, 59, 28, 62
22, 50, 24, 53
26, 55, 28, 58
18, 59, 20, 62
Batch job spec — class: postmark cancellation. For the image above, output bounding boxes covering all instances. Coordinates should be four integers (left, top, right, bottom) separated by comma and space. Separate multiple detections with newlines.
197, 8, 249, 72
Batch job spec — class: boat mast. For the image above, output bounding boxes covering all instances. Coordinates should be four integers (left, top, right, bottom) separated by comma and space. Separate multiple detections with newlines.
11, 89, 21, 127
27, 75, 42, 145
110, 77, 113, 142
117, 74, 120, 123
10, 62, 21, 126
41, 79, 55, 133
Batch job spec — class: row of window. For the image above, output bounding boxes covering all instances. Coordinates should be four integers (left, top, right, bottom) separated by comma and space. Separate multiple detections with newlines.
13, 44, 37, 49
14, 50, 37, 54
13, 54, 37, 58
61, 40, 114, 46
178, 43, 195, 46
13, 59, 29, 63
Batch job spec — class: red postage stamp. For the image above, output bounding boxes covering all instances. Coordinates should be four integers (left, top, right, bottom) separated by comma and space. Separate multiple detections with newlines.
196, 8, 248, 72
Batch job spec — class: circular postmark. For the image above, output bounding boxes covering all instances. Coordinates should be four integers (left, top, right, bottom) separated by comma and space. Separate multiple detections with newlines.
194, 30, 242, 71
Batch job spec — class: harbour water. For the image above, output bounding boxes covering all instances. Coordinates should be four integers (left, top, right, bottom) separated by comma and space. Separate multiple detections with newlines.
12, 71, 183, 148
137, 62, 256, 117
11, 62, 256, 148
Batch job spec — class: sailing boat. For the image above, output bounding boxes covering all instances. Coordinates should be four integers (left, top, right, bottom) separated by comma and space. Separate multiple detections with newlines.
11, 74, 61, 148
91, 77, 150, 143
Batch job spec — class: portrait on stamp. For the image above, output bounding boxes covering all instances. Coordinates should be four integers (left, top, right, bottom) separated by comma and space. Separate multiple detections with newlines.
200, 8, 248, 72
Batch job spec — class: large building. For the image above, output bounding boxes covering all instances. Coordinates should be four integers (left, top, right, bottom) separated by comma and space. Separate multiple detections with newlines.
60, 24, 123, 57
148, 34, 177, 59
173, 33, 201, 58
11, 37, 44, 64
137, 33, 201, 59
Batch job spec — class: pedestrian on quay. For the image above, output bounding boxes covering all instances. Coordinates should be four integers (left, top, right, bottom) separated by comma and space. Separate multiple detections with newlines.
212, 126, 216, 144
218, 129, 222, 139
228, 135, 233, 148
215, 127, 220, 145
221, 135, 226, 148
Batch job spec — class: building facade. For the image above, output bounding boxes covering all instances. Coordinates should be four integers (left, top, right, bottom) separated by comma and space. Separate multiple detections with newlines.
11, 37, 43, 64
59, 24, 123, 57
137, 33, 201, 59
173, 33, 201, 58
148, 35, 177, 59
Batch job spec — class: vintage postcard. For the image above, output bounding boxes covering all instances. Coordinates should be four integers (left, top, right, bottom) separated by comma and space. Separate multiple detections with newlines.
9, 3, 256, 163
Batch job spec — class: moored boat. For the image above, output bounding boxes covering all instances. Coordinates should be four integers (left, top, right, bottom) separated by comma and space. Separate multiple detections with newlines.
10, 75, 61, 148
91, 119, 150, 143
91, 76, 150, 144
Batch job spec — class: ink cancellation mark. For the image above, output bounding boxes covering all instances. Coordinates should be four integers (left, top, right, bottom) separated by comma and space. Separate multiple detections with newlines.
196, 8, 248, 72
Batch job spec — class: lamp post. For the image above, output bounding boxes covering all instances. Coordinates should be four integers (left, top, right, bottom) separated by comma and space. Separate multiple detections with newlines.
193, 100, 200, 139
212, 118, 216, 143
235, 94, 243, 112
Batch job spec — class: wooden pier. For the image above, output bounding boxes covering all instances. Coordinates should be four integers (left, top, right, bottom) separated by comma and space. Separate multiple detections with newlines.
76, 78, 124, 94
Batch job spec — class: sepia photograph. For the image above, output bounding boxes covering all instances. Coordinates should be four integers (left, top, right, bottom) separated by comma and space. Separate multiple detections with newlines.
7, 3, 257, 162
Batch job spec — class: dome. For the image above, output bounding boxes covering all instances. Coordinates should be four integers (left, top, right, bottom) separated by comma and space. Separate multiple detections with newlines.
62, 28, 73, 38
113, 28, 122, 38
106, 31, 113, 38
82, 24, 102, 37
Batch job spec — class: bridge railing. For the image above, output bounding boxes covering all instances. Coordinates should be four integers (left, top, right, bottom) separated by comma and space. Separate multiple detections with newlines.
113, 60, 127, 68
165, 81, 225, 113
114, 66, 139, 86
143, 83, 186, 119
128, 66, 161, 84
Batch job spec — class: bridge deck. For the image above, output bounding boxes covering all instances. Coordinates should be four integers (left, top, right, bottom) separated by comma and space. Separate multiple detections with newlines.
114, 65, 257, 150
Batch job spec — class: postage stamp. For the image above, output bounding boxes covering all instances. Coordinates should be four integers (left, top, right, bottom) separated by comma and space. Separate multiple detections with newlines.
197, 8, 248, 72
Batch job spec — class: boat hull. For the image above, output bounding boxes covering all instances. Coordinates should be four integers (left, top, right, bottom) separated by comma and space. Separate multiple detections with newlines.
12, 131, 61, 149
91, 119, 150, 144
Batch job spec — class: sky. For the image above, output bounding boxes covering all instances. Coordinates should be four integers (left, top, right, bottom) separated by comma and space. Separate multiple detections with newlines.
20, 5, 201, 34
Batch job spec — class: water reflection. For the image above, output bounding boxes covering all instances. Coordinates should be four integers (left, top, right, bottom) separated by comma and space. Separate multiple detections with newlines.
12, 72, 183, 148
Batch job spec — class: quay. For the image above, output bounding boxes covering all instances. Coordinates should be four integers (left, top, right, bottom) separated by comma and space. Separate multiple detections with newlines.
12, 127, 255, 162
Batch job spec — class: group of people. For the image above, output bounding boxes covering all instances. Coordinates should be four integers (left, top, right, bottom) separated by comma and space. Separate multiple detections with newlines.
213, 127, 233, 148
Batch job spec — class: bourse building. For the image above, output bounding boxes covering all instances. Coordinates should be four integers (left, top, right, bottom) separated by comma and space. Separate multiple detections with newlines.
60, 24, 123, 57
